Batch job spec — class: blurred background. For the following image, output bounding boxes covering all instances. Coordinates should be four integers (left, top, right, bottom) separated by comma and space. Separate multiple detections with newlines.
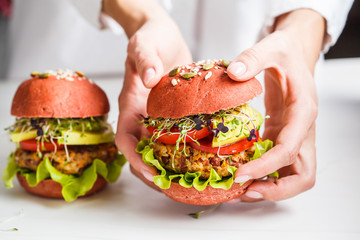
0, 0, 359, 80
325, 0, 360, 59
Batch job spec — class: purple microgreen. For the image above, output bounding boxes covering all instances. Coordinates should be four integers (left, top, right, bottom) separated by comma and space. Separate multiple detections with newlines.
216, 122, 229, 133
30, 119, 38, 127
194, 124, 203, 131
36, 128, 43, 136
222, 126, 229, 133
212, 128, 220, 138
193, 117, 203, 125
139, 114, 147, 119
206, 118, 212, 131
247, 129, 257, 142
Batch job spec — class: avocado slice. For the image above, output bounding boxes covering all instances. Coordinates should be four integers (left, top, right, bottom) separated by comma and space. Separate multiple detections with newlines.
212, 104, 263, 147
10, 130, 38, 142
11, 129, 114, 145
57, 128, 114, 145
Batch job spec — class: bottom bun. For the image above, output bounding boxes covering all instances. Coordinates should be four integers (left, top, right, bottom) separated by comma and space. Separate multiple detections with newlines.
16, 173, 107, 199
130, 165, 253, 205
160, 180, 253, 205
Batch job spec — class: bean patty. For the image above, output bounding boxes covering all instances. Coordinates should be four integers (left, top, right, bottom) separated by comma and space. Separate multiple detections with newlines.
152, 141, 255, 179
14, 143, 118, 175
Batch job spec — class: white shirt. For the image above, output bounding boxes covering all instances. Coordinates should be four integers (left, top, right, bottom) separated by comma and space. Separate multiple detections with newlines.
5, 0, 353, 79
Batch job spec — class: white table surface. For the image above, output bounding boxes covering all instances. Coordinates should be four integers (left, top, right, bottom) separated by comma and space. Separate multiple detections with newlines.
0, 58, 359, 240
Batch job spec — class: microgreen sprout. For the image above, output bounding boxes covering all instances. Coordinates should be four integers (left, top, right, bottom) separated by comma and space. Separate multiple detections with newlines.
140, 104, 263, 158
247, 129, 257, 142
193, 117, 204, 130
140, 114, 209, 155
0, 228, 18, 232
212, 122, 229, 138
7, 116, 110, 161
188, 203, 221, 219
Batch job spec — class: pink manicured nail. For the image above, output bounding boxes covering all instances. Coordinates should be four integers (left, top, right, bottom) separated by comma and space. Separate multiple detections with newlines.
141, 169, 154, 182
234, 175, 251, 183
245, 191, 263, 199
227, 62, 246, 77
143, 68, 155, 85
226, 198, 241, 204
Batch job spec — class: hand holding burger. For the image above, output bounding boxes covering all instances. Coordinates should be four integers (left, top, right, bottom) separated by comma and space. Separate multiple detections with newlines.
226, 9, 322, 202
113, 4, 323, 204
113, 0, 192, 187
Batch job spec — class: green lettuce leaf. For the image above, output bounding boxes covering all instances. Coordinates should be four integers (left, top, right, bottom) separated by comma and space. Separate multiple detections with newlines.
251, 140, 278, 178
136, 138, 274, 191
2, 153, 18, 188
2, 153, 126, 202
251, 139, 273, 160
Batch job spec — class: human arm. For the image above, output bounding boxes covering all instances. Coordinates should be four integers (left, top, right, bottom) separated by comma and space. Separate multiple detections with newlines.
103, 0, 192, 182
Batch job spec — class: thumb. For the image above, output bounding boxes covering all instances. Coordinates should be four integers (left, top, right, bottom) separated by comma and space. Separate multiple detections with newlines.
227, 39, 272, 81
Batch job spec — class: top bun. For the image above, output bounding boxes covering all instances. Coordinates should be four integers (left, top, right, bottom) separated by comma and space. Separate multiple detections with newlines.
147, 60, 262, 119
11, 70, 109, 118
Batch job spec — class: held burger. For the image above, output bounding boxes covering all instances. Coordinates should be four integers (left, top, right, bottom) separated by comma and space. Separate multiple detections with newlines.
137, 60, 274, 205
2, 70, 126, 202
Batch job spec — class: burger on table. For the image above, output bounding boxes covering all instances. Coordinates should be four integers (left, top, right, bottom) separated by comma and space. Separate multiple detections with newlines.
2, 70, 126, 202
137, 59, 275, 205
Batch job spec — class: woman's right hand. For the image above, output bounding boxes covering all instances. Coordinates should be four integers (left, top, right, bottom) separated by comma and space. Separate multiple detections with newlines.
112, 3, 192, 184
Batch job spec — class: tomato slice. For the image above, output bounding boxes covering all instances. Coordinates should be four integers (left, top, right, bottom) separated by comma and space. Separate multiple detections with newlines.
147, 126, 212, 144
188, 132, 259, 155
19, 139, 64, 152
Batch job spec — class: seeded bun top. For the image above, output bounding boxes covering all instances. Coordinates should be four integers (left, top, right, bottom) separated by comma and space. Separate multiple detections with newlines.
11, 70, 110, 118
147, 60, 263, 119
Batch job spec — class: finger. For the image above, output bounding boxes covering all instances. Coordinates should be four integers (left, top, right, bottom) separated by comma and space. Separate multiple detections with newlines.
127, 34, 164, 88
130, 164, 161, 192
240, 173, 314, 202
116, 59, 158, 181
235, 76, 317, 182
234, 143, 297, 182
240, 128, 316, 201
227, 35, 279, 81
239, 190, 264, 202
235, 123, 315, 181
115, 132, 158, 182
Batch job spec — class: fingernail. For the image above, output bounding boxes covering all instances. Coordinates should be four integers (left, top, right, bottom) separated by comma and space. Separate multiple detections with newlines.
143, 68, 155, 85
228, 62, 246, 77
234, 175, 251, 183
226, 198, 241, 204
245, 191, 263, 199
141, 169, 154, 182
